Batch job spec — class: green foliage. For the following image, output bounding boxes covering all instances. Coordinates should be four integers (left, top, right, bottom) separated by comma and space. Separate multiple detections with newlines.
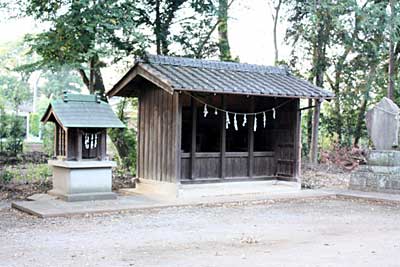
0, 164, 51, 184
0, 168, 13, 184
108, 99, 137, 173
285, 0, 400, 149
25, 163, 52, 182
7, 115, 25, 155
0, 113, 26, 156
39, 69, 84, 99
20, 0, 146, 95
42, 123, 54, 156
29, 113, 40, 137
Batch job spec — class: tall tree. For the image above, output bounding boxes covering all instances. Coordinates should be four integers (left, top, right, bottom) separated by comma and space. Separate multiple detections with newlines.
286, 0, 336, 161
388, 0, 395, 100
21, 1, 146, 95
268, 0, 283, 65
16, 0, 146, 168
218, 0, 232, 61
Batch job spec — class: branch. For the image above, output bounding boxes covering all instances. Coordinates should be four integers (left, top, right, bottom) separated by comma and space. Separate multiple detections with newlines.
325, 73, 335, 90
195, 0, 236, 58
77, 69, 90, 89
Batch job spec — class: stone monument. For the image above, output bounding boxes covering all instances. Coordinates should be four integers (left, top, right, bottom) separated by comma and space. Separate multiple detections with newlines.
350, 97, 400, 193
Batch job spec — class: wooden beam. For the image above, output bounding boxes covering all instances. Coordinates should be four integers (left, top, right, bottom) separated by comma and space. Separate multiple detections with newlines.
107, 63, 174, 97
190, 97, 197, 179
174, 93, 182, 182
220, 95, 226, 179
310, 99, 321, 164
248, 97, 255, 178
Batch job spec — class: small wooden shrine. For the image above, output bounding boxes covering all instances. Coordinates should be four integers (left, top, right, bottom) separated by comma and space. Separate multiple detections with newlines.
41, 93, 125, 201
108, 55, 334, 196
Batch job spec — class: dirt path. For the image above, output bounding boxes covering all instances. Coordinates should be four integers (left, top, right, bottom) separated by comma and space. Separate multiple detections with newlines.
1, 197, 400, 267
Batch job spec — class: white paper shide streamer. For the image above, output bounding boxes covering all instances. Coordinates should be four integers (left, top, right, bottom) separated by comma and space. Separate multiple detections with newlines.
225, 112, 230, 129
242, 114, 247, 126
234, 114, 238, 131
263, 112, 266, 128
203, 104, 208, 117
253, 115, 257, 132
272, 108, 276, 119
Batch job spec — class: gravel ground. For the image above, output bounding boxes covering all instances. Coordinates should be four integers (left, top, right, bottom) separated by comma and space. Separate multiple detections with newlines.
1, 197, 400, 267
302, 164, 351, 189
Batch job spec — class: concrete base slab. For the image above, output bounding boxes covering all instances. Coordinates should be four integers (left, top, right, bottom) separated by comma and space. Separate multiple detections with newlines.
12, 187, 400, 218
26, 194, 58, 201
48, 190, 117, 202
12, 189, 335, 218
178, 180, 301, 198
132, 179, 301, 199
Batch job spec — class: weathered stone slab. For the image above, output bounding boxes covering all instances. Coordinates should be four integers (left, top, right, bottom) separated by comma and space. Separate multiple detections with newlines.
366, 97, 400, 150
367, 150, 400, 166
350, 165, 400, 194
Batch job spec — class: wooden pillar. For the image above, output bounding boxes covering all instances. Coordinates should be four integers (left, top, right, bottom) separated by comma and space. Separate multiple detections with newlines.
76, 129, 82, 161
174, 93, 182, 182
293, 99, 301, 181
248, 97, 255, 178
310, 99, 321, 164
100, 130, 107, 160
190, 97, 197, 179
54, 125, 58, 157
137, 95, 141, 178
220, 95, 226, 179
65, 129, 69, 159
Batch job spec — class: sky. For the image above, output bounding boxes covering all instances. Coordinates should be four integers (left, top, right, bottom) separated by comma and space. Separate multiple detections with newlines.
0, 0, 291, 89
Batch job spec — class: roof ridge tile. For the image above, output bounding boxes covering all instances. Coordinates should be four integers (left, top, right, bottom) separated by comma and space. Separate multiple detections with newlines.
140, 54, 289, 75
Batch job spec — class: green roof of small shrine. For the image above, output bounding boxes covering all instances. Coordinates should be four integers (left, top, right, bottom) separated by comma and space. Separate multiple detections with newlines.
41, 93, 125, 129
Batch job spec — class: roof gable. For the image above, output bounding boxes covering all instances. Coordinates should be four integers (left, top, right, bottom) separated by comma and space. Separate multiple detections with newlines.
108, 55, 334, 99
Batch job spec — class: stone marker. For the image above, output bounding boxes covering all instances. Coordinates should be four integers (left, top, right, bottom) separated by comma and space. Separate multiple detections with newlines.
366, 97, 400, 150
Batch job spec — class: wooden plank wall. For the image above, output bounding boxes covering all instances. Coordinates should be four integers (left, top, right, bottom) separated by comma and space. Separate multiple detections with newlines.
137, 85, 180, 182
274, 99, 299, 179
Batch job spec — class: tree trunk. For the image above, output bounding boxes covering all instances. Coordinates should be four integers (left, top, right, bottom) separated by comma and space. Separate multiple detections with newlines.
306, 99, 313, 152
271, 0, 282, 65
155, 0, 161, 55
76, 61, 133, 169
310, 99, 321, 163
89, 58, 95, 94
388, 0, 395, 100
309, 0, 327, 162
354, 63, 377, 146
218, 0, 232, 61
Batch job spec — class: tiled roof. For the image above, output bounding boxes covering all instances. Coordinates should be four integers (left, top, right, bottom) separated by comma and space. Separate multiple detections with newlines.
41, 94, 125, 128
109, 54, 334, 99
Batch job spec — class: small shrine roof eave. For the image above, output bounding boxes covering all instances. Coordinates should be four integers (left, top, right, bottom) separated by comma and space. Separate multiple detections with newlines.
40, 94, 126, 129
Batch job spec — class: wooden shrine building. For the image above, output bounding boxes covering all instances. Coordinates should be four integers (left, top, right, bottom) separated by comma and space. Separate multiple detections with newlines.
107, 55, 333, 194
41, 93, 125, 201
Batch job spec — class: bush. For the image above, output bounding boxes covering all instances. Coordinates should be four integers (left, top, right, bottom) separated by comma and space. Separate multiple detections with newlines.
0, 164, 51, 184
25, 164, 52, 181
0, 169, 13, 184
29, 113, 40, 137
42, 124, 54, 156
0, 113, 25, 156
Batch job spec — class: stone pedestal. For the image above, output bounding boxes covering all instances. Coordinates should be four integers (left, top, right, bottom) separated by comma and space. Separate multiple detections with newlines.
350, 150, 400, 194
48, 160, 117, 201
